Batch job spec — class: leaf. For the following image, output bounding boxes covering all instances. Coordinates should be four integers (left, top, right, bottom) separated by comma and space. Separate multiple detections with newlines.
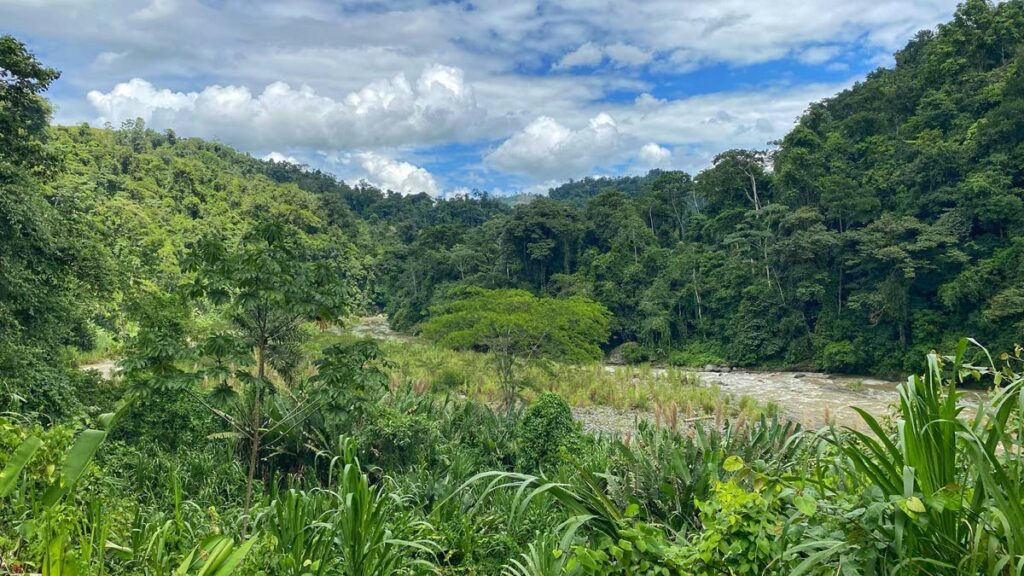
793, 494, 818, 517
97, 398, 135, 431
0, 435, 43, 497
41, 429, 107, 508
625, 503, 640, 518
904, 496, 926, 514
212, 537, 256, 576
926, 483, 963, 512
723, 455, 745, 472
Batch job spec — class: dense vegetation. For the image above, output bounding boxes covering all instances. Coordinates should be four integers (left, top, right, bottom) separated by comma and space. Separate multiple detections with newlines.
372, 0, 1024, 374
3, 0, 1024, 574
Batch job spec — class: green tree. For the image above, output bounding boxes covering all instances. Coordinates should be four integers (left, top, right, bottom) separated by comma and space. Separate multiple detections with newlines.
0, 36, 108, 416
184, 222, 355, 532
421, 288, 610, 407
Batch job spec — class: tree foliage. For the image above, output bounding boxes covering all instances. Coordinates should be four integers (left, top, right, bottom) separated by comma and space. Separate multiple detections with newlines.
421, 289, 610, 405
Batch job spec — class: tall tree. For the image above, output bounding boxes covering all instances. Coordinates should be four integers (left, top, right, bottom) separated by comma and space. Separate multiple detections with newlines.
185, 222, 355, 532
0, 36, 107, 416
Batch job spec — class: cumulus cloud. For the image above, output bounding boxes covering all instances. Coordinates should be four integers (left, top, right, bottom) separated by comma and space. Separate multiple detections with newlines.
486, 113, 621, 181
606, 80, 852, 173
5, 0, 964, 191
86, 65, 487, 149
638, 143, 672, 168
605, 43, 653, 67
356, 152, 441, 197
554, 42, 605, 69
263, 151, 300, 164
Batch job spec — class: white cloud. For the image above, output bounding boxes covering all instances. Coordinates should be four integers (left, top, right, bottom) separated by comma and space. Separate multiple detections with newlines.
796, 45, 842, 65
86, 65, 488, 149
605, 43, 652, 67
132, 0, 177, 21
634, 92, 666, 108
91, 51, 127, 68
356, 152, 441, 197
638, 143, 672, 168
554, 42, 652, 70
486, 113, 621, 181
554, 42, 604, 69
606, 80, 853, 173
263, 151, 300, 164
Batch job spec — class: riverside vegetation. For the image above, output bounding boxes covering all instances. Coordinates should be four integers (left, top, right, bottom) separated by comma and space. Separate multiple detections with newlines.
3, 0, 1024, 573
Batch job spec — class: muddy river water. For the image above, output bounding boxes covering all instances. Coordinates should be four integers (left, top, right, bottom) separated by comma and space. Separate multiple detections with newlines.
673, 369, 910, 429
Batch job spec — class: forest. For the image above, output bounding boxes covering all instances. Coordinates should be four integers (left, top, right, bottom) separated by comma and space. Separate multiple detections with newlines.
1, 0, 1024, 574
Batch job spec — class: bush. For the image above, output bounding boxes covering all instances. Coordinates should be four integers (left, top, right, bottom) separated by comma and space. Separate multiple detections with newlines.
684, 480, 787, 576
619, 342, 654, 364
113, 387, 220, 450
666, 342, 725, 368
359, 406, 439, 471
516, 392, 579, 472
1, 357, 82, 420
431, 367, 467, 394
818, 340, 859, 373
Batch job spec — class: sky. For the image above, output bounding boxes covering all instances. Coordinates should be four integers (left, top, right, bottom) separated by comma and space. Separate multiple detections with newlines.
3, 0, 962, 197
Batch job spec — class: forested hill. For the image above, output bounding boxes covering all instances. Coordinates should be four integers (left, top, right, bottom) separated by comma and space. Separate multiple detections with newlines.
2, 0, 1023, 415
377, 0, 1024, 374
547, 171, 668, 204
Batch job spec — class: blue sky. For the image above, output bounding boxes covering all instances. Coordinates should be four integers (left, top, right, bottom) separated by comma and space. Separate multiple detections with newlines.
3, 0, 961, 196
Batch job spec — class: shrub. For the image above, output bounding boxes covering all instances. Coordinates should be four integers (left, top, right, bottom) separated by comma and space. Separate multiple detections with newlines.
818, 340, 859, 373
619, 342, 653, 364
684, 479, 787, 576
2, 360, 82, 420
431, 367, 467, 394
516, 392, 579, 472
113, 387, 219, 450
359, 407, 439, 471
666, 342, 726, 368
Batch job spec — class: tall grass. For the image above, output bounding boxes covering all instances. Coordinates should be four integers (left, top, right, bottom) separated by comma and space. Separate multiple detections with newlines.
827, 340, 1024, 574
340, 335, 776, 422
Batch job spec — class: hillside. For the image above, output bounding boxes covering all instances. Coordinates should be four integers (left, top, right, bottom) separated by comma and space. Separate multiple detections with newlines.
3, 0, 1023, 390
547, 170, 668, 204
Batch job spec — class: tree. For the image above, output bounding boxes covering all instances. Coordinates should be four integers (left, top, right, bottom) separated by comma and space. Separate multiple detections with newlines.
700, 149, 773, 215
0, 35, 60, 171
0, 36, 109, 416
501, 199, 582, 288
421, 288, 610, 407
184, 222, 355, 533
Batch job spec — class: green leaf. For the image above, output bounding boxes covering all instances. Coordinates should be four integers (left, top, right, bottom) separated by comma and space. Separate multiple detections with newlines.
723, 455, 745, 472
41, 429, 107, 508
904, 496, 926, 514
927, 483, 963, 512
793, 494, 817, 517
212, 537, 256, 576
0, 435, 43, 498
